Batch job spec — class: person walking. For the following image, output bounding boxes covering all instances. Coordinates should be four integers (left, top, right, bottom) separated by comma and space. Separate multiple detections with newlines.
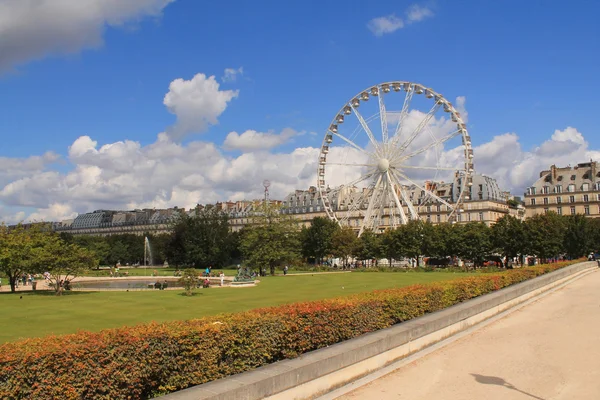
283, 266, 288, 276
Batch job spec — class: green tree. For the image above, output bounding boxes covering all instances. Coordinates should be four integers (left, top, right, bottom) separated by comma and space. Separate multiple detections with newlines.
166, 206, 234, 268
240, 204, 300, 275
355, 230, 381, 267
589, 218, 600, 254
563, 214, 591, 259
39, 235, 98, 295
178, 268, 199, 296
0, 225, 49, 292
491, 215, 526, 267
379, 228, 401, 267
72, 235, 110, 267
457, 222, 492, 268
331, 227, 359, 268
299, 217, 339, 264
396, 220, 424, 266
525, 212, 565, 262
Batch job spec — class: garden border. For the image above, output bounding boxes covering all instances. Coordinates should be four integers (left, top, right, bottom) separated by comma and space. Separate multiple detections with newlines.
161, 261, 596, 400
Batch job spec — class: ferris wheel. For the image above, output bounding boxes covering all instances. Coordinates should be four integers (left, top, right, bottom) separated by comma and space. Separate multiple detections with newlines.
317, 81, 474, 235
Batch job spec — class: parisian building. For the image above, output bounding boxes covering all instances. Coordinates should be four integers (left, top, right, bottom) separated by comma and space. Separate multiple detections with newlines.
524, 161, 600, 218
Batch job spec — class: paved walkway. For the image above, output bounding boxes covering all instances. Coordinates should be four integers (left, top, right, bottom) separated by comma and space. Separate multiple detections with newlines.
338, 269, 600, 400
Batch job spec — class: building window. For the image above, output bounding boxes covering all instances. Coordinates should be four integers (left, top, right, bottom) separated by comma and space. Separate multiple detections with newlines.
556, 196, 562, 204
543, 197, 548, 205
478, 212, 483, 221
427, 215, 431, 222
427, 206, 431, 213
570, 195, 575, 203
458, 214, 462, 222
585, 206, 590, 215
556, 185, 562, 193
531, 198, 536, 205
582, 183, 589, 191
570, 206, 576, 215
557, 206, 562, 215
568, 184, 575, 192
543, 186, 549, 194
436, 215, 441, 223
479, 184, 483, 192
468, 213, 472, 222
584, 194, 589, 202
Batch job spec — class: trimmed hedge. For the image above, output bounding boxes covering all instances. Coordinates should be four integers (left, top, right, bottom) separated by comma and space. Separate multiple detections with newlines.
0, 260, 582, 399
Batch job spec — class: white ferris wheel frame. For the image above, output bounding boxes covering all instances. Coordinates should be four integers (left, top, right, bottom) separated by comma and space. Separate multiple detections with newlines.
317, 81, 474, 236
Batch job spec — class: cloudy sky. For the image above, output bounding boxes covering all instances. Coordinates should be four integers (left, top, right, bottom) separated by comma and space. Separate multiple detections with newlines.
0, 0, 599, 223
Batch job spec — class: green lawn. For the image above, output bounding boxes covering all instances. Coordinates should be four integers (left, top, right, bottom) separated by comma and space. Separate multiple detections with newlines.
0, 271, 470, 343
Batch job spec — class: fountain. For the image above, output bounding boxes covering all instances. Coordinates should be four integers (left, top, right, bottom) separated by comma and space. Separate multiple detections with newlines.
144, 236, 154, 268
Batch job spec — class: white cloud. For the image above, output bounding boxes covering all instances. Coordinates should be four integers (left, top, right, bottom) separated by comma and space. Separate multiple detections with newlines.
473, 127, 599, 195
222, 67, 244, 82
163, 73, 239, 141
223, 128, 298, 152
368, 4, 434, 36
0, 151, 60, 187
367, 14, 404, 36
0, 0, 174, 72
405, 5, 434, 23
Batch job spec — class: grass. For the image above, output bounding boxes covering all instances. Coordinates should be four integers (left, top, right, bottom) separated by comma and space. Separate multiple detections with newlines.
0, 271, 471, 343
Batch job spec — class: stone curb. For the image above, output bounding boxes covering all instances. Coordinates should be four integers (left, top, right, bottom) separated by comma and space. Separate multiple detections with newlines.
160, 262, 595, 400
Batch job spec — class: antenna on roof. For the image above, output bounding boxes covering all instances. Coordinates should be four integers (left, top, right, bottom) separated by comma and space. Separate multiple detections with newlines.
263, 180, 271, 204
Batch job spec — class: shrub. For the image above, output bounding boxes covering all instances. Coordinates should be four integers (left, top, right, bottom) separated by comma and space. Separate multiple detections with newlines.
0, 260, 582, 399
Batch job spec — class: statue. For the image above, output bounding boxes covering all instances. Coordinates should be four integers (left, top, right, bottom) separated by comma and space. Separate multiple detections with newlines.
233, 264, 255, 283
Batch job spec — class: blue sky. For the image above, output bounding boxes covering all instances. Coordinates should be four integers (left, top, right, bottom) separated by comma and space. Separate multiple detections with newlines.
0, 0, 599, 223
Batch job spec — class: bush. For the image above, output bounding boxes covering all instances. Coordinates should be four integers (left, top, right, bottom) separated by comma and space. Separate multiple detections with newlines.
0, 260, 581, 399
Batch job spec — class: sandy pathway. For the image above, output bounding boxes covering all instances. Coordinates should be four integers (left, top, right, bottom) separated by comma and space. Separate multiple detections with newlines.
338, 270, 600, 400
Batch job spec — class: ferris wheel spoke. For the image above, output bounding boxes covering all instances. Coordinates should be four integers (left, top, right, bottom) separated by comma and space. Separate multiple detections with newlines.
397, 165, 458, 171
351, 105, 382, 156
378, 89, 389, 145
332, 131, 374, 158
391, 87, 414, 144
395, 101, 441, 155
336, 170, 377, 190
389, 169, 419, 219
395, 171, 455, 211
386, 171, 408, 225
359, 174, 383, 236
398, 129, 461, 162
326, 162, 375, 168
339, 190, 369, 225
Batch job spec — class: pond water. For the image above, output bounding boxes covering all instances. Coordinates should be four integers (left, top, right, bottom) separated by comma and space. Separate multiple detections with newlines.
73, 279, 181, 290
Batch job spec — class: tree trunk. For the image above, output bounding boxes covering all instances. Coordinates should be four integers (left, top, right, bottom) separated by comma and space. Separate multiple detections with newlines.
269, 264, 275, 276
9, 275, 16, 293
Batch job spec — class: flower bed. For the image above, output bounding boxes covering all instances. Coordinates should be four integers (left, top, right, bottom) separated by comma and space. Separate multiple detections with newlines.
0, 260, 581, 399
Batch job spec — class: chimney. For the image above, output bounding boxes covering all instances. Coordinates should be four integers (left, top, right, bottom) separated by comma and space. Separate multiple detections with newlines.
592, 161, 597, 181
551, 164, 557, 181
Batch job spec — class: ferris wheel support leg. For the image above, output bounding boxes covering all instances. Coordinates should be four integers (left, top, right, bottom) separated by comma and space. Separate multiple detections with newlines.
387, 171, 408, 225
359, 174, 383, 236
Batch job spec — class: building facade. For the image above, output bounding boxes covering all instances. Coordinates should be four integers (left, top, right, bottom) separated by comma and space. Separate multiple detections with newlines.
524, 161, 600, 218
29, 173, 521, 236
278, 173, 522, 231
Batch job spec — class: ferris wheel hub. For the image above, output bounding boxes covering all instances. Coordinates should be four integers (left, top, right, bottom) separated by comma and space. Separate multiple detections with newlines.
377, 158, 390, 173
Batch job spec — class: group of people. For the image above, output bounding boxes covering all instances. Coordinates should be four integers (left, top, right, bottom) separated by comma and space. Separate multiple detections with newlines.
201, 266, 226, 287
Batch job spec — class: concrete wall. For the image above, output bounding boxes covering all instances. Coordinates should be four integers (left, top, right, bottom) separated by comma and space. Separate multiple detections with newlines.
160, 262, 596, 400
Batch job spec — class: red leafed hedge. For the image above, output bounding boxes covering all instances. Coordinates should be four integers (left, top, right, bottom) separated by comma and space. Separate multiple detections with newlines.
0, 260, 582, 399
